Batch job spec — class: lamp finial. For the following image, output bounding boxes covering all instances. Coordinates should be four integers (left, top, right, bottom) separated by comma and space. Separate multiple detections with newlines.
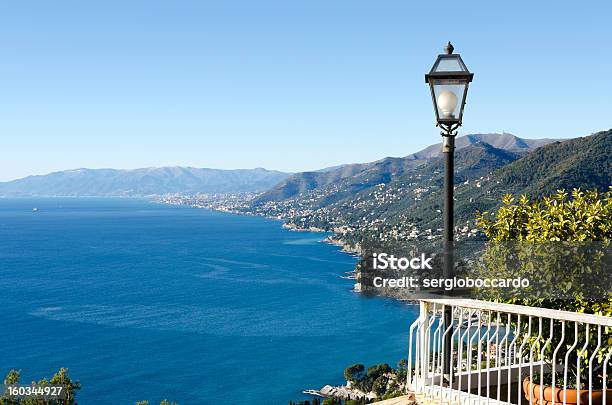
445, 41, 454, 54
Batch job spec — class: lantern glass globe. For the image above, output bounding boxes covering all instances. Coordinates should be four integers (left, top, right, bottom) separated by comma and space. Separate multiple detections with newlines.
437, 90, 458, 118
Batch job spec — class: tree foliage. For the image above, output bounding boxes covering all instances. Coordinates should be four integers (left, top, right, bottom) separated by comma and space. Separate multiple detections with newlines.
1, 368, 81, 405
343, 364, 365, 383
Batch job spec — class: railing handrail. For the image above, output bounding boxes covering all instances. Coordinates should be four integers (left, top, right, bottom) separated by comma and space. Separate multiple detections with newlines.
420, 298, 612, 327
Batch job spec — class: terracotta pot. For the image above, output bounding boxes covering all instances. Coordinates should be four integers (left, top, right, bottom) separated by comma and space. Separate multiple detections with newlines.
523, 378, 612, 405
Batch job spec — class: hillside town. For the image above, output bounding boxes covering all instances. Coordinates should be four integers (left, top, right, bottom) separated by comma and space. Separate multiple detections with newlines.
156, 171, 492, 255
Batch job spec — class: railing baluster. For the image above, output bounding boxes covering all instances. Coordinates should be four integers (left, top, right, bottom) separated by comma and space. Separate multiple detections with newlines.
588, 325, 602, 405
468, 310, 481, 405
407, 308, 419, 391
438, 304, 447, 401
425, 303, 438, 400
509, 315, 522, 404
477, 310, 490, 404
577, 324, 590, 405
497, 313, 511, 403
487, 312, 500, 405
551, 321, 566, 405
528, 317, 543, 405
451, 308, 465, 402
459, 309, 474, 400
432, 304, 445, 398
603, 347, 612, 405
564, 322, 580, 405
440, 306, 456, 403
418, 301, 430, 395
539, 319, 554, 405
518, 316, 533, 405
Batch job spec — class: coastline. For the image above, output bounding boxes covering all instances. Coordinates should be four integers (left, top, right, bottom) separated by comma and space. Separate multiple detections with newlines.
164, 198, 364, 260
281, 222, 363, 255
208, 206, 367, 294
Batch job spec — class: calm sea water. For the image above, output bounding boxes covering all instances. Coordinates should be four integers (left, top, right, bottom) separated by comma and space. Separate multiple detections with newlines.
0, 198, 417, 404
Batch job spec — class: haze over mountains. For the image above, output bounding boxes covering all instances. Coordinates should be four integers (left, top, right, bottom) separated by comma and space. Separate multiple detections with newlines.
0, 167, 291, 196
0, 132, 577, 198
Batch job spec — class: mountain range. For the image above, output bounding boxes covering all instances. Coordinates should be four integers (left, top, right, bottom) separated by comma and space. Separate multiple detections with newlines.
2, 130, 609, 248
3, 129, 610, 252
254, 132, 557, 205
0, 132, 555, 198
240, 129, 610, 251
0, 167, 291, 196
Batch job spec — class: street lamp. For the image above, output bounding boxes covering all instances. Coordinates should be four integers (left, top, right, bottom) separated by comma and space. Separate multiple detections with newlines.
425, 41, 473, 134
425, 41, 473, 377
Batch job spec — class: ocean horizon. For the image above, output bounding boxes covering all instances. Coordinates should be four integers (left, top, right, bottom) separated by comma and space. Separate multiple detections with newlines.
0, 198, 417, 404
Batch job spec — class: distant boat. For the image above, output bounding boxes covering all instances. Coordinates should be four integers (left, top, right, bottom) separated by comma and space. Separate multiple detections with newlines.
32, 208, 38, 212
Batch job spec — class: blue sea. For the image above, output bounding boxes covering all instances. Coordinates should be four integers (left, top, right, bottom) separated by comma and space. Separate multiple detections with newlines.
0, 198, 417, 404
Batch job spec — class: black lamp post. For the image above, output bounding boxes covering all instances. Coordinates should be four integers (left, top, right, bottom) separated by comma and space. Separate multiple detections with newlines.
425, 41, 473, 377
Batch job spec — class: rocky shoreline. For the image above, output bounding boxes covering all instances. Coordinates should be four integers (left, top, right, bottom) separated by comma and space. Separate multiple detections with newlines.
303, 385, 376, 401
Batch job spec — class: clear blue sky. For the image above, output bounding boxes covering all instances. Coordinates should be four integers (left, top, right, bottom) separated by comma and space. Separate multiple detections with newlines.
0, 0, 610, 181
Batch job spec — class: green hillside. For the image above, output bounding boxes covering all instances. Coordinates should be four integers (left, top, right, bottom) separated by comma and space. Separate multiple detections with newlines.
254, 133, 554, 205
391, 129, 611, 233
471, 129, 611, 197
451, 129, 612, 227
244, 130, 610, 252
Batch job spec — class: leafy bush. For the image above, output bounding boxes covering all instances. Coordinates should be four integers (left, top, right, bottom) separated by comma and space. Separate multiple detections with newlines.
476, 188, 612, 242
475, 188, 612, 388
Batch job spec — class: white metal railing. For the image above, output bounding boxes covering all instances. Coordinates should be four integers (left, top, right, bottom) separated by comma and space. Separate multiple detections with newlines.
407, 298, 612, 405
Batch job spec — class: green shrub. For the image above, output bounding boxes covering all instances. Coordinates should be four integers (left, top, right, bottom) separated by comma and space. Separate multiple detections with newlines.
476, 188, 612, 388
